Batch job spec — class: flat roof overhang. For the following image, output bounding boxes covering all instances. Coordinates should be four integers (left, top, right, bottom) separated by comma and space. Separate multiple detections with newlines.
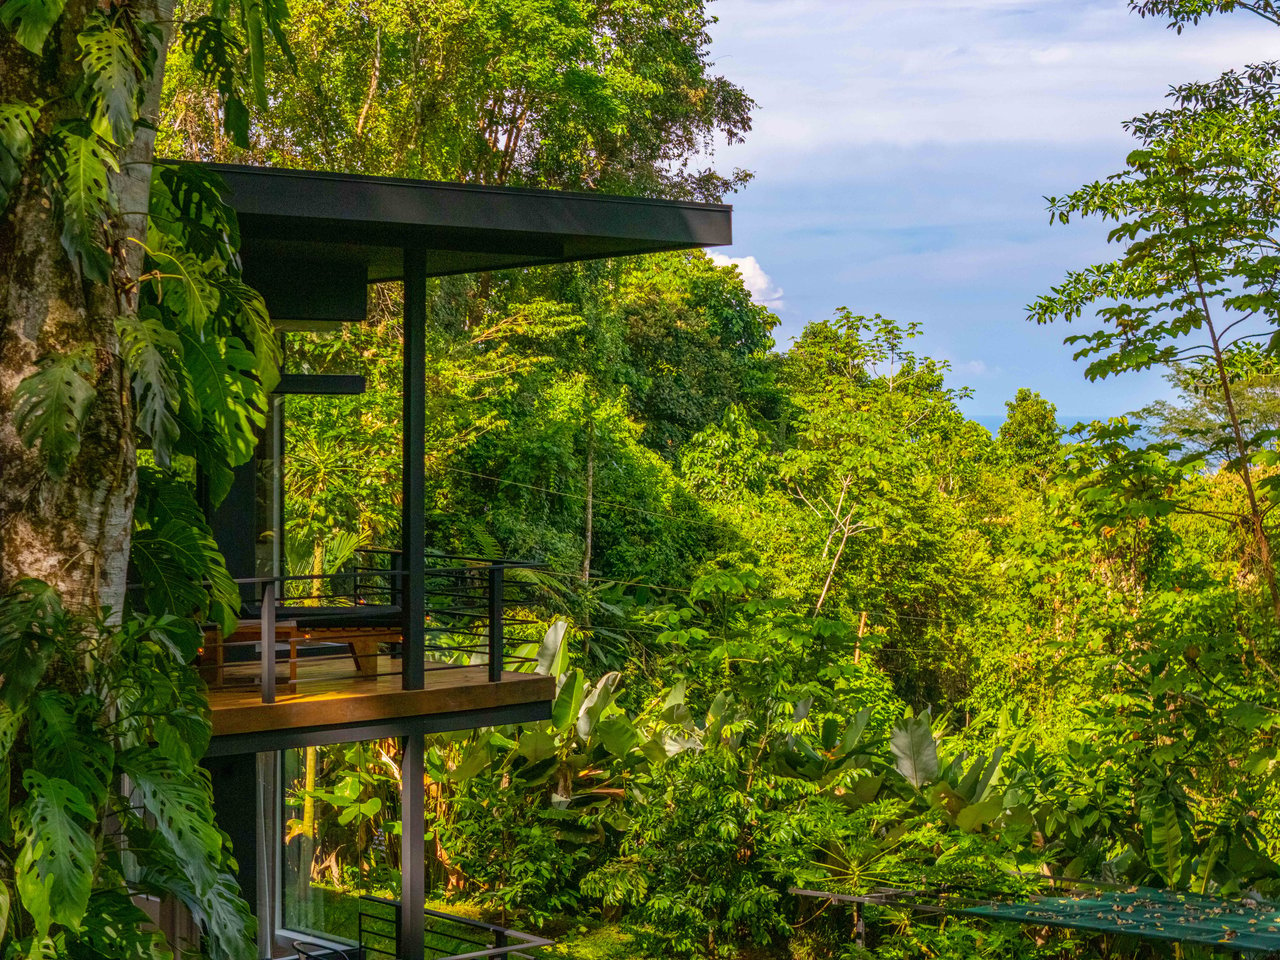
197, 162, 733, 285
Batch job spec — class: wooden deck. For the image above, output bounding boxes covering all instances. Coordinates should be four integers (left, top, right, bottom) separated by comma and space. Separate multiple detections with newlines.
207, 655, 554, 741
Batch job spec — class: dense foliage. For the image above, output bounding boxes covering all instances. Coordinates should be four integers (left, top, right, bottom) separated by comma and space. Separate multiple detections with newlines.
5, 0, 1280, 958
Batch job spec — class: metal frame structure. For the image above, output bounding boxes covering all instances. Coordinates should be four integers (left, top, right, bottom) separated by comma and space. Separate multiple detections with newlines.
792, 886, 1280, 957
191, 161, 732, 958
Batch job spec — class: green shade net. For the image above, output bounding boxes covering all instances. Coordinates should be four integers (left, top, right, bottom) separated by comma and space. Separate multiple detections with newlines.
964, 889, 1280, 953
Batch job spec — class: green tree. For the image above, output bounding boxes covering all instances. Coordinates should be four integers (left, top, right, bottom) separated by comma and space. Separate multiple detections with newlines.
1131, 0, 1280, 27
1139, 352, 1280, 458
997, 387, 1063, 481
161, 0, 753, 200
1, 0, 287, 611
1029, 66, 1280, 626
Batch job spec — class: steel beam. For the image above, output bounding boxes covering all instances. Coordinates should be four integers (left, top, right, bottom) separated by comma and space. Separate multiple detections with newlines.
402, 245, 427, 691
400, 734, 425, 960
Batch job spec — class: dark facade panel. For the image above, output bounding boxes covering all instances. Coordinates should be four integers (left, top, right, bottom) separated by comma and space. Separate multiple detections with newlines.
205, 699, 552, 757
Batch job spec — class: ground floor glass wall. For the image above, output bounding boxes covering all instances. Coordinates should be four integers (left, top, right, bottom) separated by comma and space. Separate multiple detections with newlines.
281, 740, 403, 946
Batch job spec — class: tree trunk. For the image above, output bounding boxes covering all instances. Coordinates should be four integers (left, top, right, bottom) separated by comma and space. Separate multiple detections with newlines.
0, 0, 178, 616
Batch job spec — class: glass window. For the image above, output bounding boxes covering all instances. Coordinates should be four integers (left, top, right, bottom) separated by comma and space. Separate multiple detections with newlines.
281, 740, 403, 947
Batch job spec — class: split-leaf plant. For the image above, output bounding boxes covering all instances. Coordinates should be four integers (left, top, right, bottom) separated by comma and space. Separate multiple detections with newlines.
2, 1, 291, 956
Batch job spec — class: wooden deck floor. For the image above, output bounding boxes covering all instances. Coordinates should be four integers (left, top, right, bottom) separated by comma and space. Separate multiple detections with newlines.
208, 655, 554, 739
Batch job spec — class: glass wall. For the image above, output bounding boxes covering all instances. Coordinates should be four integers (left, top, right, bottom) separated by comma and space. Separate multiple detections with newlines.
280, 740, 403, 946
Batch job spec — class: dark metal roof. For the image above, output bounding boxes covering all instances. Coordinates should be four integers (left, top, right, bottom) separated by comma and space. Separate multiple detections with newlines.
200, 162, 733, 283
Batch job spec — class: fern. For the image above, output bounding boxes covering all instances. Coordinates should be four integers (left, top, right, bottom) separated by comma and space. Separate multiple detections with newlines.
44, 124, 116, 282
77, 14, 142, 144
0, 101, 39, 211
13, 349, 97, 479
0, 0, 68, 54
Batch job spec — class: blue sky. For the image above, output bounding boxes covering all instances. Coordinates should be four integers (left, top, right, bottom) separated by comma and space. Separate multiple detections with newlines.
704, 0, 1280, 424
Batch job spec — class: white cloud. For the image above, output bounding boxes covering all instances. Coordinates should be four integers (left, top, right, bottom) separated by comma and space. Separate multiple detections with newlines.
710, 253, 786, 309
707, 0, 1280, 173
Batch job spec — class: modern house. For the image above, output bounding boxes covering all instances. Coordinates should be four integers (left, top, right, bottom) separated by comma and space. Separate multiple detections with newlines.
186, 164, 733, 959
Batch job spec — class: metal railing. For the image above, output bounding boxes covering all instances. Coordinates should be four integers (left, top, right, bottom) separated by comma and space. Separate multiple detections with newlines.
182, 552, 546, 703
356, 894, 553, 960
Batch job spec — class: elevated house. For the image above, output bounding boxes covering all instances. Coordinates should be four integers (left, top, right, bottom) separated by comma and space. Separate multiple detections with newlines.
181, 164, 732, 959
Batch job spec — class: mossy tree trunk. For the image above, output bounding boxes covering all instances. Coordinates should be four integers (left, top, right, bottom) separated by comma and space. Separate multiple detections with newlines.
0, 0, 177, 616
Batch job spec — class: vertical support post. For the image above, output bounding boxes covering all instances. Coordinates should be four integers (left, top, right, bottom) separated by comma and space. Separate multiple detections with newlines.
271, 394, 284, 583
261, 581, 275, 704
402, 245, 427, 692
487, 565, 504, 683
254, 752, 279, 960
400, 735, 425, 960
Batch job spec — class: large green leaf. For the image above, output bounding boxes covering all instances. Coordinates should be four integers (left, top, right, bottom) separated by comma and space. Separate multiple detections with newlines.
0, 101, 39, 210
64, 890, 169, 960
536, 619, 569, 676
118, 749, 225, 899
552, 670, 586, 734
0, 0, 67, 53
131, 520, 211, 621
889, 713, 938, 789
77, 15, 141, 144
179, 331, 266, 466
578, 671, 621, 740
46, 124, 116, 282
1143, 798, 1187, 885
29, 691, 113, 809
13, 772, 95, 936
137, 467, 239, 631
13, 351, 97, 478
0, 580, 65, 708
117, 311, 184, 465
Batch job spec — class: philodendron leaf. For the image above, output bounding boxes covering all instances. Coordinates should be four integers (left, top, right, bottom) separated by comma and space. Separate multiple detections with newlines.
0, 101, 40, 211
116, 310, 184, 465
13, 350, 97, 478
0, 0, 68, 54
13, 772, 95, 936
890, 713, 939, 789
78, 14, 142, 144
130, 519, 211, 621
46, 124, 117, 282
29, 691, 113, 809
118, 748, 228, 911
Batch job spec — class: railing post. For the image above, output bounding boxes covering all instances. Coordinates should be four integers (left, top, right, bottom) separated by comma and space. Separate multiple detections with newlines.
495, 928, 508, 951
261, 580, 276, 704
487, 565, 504, 683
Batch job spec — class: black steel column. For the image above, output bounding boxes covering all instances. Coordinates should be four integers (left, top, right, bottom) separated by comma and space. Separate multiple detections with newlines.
400, 734, 425, 960
401, 246, 427, 691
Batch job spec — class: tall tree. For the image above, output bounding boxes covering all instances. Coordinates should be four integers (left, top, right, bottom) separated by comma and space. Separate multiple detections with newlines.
0, 0, 287, 613
161, 0, 754, 200
1030, 65, 1280, 626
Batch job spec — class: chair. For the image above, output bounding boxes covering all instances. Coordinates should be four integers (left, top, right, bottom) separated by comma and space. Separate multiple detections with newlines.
291, 941, 353, 960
